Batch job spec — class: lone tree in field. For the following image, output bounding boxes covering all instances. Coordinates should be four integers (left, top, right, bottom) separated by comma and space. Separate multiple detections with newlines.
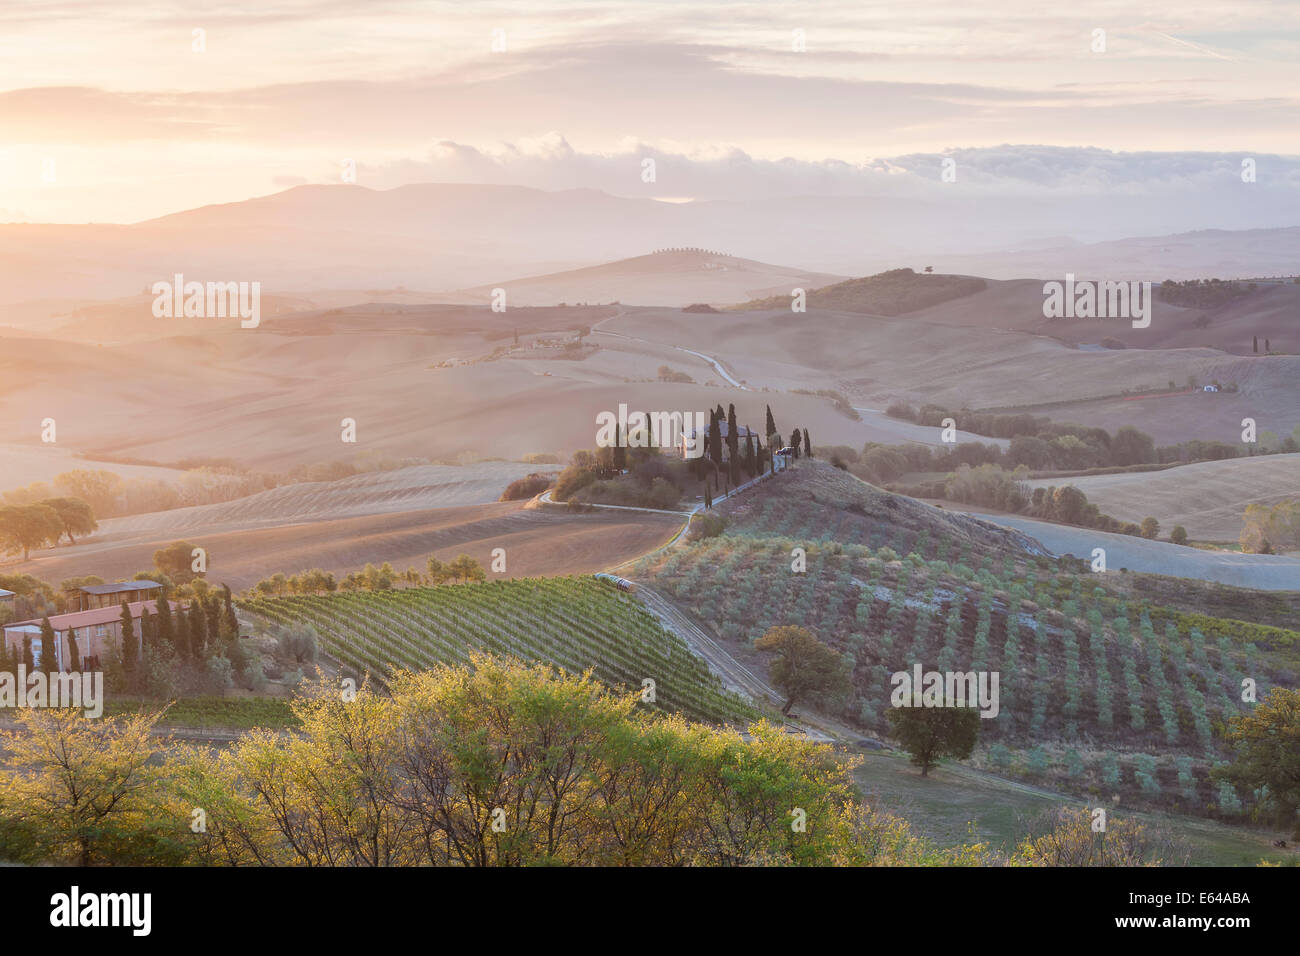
153, 540, 206, 584
886, 706, 980, 776
1140, 516, 1160, 539
803, 428, 812, 459
1214, 687, 1300, 830
0, 503, 63, 561
754, 625, 849, 716
1170, 525, 1188, 546
39, 497, 97, 545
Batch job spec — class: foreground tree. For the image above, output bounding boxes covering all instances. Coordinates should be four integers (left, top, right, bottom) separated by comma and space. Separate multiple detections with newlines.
0, 708, 186, 865
754, 626, 850, 716
886, 706, 979, 776
1214, 687, 1300, 830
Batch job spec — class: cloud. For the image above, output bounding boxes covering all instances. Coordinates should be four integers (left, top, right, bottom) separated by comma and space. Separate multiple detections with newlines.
359, 136, 1300, 205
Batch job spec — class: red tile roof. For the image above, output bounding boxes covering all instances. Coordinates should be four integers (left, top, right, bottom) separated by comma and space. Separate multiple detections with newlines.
3, 599, 178, 632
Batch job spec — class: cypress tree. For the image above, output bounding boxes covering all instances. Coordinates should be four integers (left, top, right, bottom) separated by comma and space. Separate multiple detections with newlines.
156, 590, 175, 654
119, 601, 138, 675
205, 596, 221, 646
612, 424, 625, 471
1253, 335, 1259, 353
1265, 338, 1271, 352
707, 409, 724, 478
140, 607, 154, 651
67, 627, 81, 672
190, 603, 208, 659
39, 616, 58, 676
744, 433, 756, 476
803, 428, 812, 459
790, 428, 802, 459
221, 584, 239, 639
765, 405, 776, 443
22, 635, 34, 671
726, 404, 739, 484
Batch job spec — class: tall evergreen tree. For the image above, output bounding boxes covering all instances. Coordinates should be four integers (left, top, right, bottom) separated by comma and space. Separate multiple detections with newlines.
39, 616, 58, 676
1253, 335, 1259, 353
140, 607, 154, 652
155, 590, 175, 654
726, 404, 740, 484
707, 409, 724, 478
119, 601, 138, 675
803, 428, 812, 459
221, 584, 239, 639
189, 603, 208, 659
22, 634, 34, 671
790, 428, 802, 459
613, 424, 626, 472
765, 404, 777, 443
67, 627, 81, 672
205, 595, 222, 647
744, 433, 756, 476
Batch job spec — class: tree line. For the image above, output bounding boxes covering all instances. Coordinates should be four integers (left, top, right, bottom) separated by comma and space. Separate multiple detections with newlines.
0, 654, 1225, 866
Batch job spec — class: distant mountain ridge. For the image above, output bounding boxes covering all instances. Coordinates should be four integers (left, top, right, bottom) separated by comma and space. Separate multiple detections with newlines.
1, 183, 1298, 309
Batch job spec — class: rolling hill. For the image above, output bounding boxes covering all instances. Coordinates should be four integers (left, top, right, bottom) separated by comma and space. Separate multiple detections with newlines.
463, 249, 846, 307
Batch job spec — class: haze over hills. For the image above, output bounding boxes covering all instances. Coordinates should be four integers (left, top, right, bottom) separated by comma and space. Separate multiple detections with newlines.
463, 249, 846, 307
5, 184, 1300, 315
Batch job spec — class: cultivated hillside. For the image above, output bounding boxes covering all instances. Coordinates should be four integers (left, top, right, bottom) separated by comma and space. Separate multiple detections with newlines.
628, 461, 1300, 815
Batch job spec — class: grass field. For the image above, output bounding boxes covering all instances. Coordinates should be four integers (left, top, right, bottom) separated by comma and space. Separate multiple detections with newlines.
1025, 453, 1300, 544
851, 752, 1295, 867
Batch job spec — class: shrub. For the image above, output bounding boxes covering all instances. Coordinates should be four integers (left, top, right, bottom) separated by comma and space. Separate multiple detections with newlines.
689, 513, 727, 541
499, 472, 556, 500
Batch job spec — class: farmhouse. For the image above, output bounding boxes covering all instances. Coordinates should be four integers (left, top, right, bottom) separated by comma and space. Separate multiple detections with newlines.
0, 588, 13, 612
2, 599, 173, 671
66, 579, 162, 612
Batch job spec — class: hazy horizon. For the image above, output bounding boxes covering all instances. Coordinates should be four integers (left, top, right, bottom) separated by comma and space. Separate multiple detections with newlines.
4, 0, 1300, 226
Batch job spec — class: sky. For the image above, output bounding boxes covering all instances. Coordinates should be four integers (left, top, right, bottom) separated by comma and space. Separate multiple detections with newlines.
1, 0, 1299, 222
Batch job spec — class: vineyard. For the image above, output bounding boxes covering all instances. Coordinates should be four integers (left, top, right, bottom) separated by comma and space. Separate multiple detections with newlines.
239, 576, 757, 725
630, 463, 1300, 817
